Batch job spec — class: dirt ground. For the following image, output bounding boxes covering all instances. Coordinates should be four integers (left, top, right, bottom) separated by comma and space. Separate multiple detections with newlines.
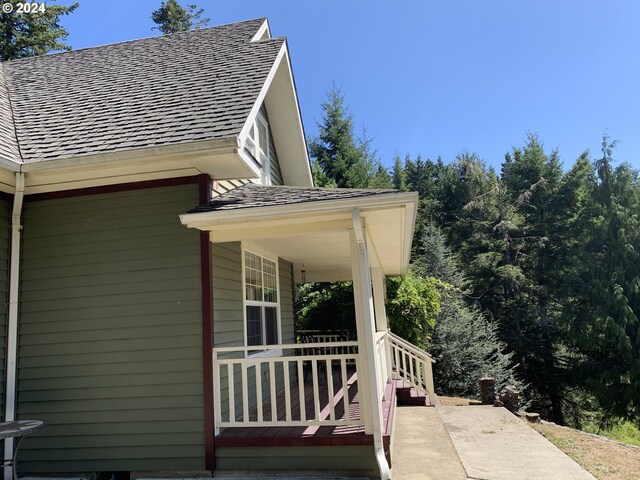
530, 422, 640, 480
437, 396, 481, 406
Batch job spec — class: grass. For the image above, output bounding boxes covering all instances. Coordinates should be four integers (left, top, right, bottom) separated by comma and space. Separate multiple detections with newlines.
583, 421, 640, 448
531, 422, 640, 480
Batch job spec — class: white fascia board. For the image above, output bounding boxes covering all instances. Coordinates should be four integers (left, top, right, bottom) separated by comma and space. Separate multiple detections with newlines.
238, 43, 287, 146
237, 42, 313, 187
278, 46, 313, 186
251, 19, 271, 42
0, 154, 20, 172
180, 191, 419, 228
20, 137, 240, 173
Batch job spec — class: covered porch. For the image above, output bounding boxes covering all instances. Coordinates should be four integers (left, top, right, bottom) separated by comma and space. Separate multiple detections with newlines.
180, 184, 435, 478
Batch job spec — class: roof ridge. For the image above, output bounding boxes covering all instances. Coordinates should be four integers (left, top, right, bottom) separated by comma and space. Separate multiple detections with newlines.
0, 63, 23, 163
0, 17, 268, 65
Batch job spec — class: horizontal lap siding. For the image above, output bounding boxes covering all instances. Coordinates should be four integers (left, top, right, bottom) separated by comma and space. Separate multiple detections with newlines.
212, 245, 295, 421
17, 184, 205, 473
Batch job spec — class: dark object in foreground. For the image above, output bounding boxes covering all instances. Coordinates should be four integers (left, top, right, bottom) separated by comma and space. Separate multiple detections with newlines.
0, 420, 45, 480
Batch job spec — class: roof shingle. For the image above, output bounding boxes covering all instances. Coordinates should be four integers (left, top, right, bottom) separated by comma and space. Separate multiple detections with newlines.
0, 18, 281, 164
188, 183, 405, 213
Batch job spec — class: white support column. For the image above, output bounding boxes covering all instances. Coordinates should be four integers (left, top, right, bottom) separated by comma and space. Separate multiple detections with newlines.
371, 267, 388, 333
350, 209, 391, 480
371, 267, 392, 385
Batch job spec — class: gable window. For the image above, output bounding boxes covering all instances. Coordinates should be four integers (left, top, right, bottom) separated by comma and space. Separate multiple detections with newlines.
245, 111, 272, 185
243, 249, 280, 352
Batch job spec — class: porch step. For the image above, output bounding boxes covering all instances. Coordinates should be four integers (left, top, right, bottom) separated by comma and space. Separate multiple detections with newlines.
395, 381, 430, 407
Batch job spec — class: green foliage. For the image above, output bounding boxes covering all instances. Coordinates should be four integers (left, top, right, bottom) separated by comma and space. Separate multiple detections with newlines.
296, 282, 356, 335
151, 0, 209, 34
386, 271, 440, 349
309, 85, 391, 189
416, 224, 523, 398
432, 291, 523, 398
0, 1, 78, 61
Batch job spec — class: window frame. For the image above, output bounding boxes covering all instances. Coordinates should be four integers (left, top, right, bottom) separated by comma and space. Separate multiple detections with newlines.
245, 111, 272, 185
241, 243, 282, 358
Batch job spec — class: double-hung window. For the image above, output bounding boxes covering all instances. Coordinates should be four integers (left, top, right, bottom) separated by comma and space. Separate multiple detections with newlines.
244, 250, 280, 351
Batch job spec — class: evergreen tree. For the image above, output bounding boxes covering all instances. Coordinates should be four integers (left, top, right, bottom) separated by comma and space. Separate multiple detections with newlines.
0, 0, 78, 61
309, 85, 382, 188
417, 225, 523, 397
392, 155, 407, 190
151, 0, 209, 34
563, 137, 640, 423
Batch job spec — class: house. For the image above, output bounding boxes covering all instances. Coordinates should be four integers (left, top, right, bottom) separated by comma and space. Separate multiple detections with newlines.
0, 18, 435, 479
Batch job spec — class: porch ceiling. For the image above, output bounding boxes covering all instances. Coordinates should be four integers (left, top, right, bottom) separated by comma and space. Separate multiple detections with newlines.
180, 191, 418, 282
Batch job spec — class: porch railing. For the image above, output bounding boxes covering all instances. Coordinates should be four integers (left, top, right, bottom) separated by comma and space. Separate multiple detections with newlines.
388, 331, 436, 404
212, 342, 363, 433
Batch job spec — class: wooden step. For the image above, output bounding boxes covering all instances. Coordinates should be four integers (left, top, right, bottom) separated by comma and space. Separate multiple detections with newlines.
395, 381, 431, 407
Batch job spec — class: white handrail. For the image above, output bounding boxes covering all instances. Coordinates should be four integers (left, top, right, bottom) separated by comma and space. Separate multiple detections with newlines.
388, 331, 435, 362
213, 341, 358, 354
388, 332, 437, 404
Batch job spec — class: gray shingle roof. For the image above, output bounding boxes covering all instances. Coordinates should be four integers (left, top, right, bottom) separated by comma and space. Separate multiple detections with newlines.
188, 183, 405, 213
0, 64, 20, 162
0, 18, 282, 164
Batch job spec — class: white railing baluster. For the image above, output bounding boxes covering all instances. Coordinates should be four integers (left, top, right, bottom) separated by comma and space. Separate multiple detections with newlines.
297, 359, 306, 422
256, 363, 263, 423
341, 358, 350, 420
241, 364, 249, 422
326, 358, 335, 421
284, 360, 292, 422
311, 360, 320, 421
269, 361, 277, 422
228, 364, 235, 423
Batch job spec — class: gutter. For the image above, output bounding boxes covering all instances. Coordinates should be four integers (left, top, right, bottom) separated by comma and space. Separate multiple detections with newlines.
4, 172, 24, 480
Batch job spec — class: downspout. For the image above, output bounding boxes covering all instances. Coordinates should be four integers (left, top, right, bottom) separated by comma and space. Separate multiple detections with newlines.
4, 172, 25, 480
352, 209, 391, 480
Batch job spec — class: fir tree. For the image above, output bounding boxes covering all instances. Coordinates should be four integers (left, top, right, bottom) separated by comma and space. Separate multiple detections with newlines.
0, 0, 78, 61
151, 0, 209, 34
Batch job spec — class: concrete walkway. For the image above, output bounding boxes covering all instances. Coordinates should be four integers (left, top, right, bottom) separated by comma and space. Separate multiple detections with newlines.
438, 406, 596, 480
392, 407, 467, 480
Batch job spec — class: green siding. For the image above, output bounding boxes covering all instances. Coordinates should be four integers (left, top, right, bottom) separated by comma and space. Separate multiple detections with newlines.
0, 199, 9, 425
212, 243, 294, 348
211, 244, 296, 422
215, 446, 378, 471
17, 184, 205, 473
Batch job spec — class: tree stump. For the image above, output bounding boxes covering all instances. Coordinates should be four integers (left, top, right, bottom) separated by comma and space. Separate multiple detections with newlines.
499, 386, 520, 412
479, 377, 496, 405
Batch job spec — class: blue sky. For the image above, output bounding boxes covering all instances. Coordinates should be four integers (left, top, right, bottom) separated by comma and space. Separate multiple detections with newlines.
56, 0, 640, 170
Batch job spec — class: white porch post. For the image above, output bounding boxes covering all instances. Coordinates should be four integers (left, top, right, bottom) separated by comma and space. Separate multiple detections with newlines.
350, 209, 391, 480
371, 267, 392, 385
371, 267, 388, 332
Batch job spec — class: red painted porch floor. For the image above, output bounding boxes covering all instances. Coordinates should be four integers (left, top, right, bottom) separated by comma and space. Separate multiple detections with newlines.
215, 373, 397, 449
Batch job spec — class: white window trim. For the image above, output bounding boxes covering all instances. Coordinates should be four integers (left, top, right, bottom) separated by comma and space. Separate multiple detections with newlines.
241, 242, 282, 358
245, 111, 272, 186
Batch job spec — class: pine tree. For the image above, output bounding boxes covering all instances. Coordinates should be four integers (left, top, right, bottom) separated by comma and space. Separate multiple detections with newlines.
0, 1, 78, 61
151, 0, 209, 34
563, 136, 640, 423
392, 155, 407, 190
417, 225, 523, 397
309, 85, 382, 188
